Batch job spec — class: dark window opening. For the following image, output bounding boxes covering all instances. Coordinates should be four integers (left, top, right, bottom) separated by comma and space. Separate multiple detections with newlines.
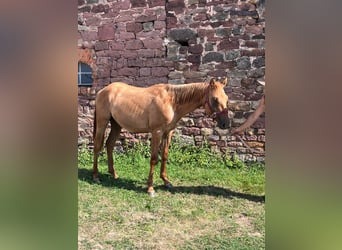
78, 62, 93, 86
175, 40, 189, 47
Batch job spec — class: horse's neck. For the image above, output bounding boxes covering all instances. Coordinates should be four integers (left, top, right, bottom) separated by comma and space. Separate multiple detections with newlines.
173, 83, 207, 118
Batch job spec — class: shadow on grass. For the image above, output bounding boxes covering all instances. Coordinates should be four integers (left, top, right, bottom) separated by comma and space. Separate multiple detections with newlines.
78, 168, 265, 203
78, 168, 146, 194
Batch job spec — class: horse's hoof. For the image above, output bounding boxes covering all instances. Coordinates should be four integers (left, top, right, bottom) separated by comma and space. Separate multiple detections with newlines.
165, 183, 173, 189
148, 191, 155, 197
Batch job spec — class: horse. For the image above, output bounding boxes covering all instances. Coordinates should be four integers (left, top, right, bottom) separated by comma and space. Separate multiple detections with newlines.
92, 77, 230, 196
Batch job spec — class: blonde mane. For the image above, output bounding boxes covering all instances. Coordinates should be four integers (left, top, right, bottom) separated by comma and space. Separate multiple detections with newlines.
167, 82, 208, 105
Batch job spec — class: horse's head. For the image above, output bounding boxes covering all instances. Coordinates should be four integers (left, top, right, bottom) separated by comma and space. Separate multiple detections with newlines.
205, 78, 230, 129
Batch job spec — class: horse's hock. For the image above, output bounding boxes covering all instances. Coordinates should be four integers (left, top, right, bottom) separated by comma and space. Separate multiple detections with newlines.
78, 0, 265, 162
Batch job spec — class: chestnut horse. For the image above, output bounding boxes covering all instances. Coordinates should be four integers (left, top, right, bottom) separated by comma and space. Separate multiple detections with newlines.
93, 78, 230, 196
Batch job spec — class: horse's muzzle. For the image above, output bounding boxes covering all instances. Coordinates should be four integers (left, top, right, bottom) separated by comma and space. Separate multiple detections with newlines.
215, 111, 230, 129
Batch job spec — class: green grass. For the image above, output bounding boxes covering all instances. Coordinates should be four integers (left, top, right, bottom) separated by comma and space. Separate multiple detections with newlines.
78, 140, 265, 249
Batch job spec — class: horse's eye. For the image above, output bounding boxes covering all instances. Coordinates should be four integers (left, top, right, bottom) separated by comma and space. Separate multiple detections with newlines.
212, 97, 219, 105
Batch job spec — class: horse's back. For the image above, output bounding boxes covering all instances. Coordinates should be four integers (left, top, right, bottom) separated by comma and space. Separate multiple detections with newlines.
95, 82, 173, 132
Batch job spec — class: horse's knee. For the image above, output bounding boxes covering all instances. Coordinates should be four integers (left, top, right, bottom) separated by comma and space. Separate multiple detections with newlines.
150, 156, 158, 166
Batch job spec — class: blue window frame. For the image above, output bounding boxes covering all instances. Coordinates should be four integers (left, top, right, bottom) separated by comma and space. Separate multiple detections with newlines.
78, 62, 93, 86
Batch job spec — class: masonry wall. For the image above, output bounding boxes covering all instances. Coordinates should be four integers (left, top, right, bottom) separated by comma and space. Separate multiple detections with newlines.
78, 0, 265, 162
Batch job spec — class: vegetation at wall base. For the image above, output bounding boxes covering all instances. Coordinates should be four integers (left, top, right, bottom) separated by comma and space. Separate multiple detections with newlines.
78, 140, 265, 249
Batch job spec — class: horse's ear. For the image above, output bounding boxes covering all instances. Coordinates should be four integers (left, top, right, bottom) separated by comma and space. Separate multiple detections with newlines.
222, 77, 228, 86
209, 78, 215, 86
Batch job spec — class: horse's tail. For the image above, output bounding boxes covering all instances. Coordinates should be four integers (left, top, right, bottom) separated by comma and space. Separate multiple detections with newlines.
93, 109, 97, 141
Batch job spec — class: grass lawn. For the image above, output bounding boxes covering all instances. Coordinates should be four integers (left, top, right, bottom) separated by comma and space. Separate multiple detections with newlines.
78, 141, 265, 249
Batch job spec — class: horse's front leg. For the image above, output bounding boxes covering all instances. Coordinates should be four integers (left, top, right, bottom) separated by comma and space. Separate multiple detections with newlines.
147, 131, 161, 197
160, 130, 174, 189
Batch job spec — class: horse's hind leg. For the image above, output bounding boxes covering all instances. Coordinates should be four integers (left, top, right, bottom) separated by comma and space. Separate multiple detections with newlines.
106, 117, 121, 179
147, 131, 162, 197
93, 114, 109, 183
160, 130, 174, 189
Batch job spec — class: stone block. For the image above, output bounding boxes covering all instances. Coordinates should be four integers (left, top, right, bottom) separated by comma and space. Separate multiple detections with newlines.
135, 14, 157, 22
154, 21, 166, 30
169, 28, 197, 42
94, 41, 109, 51
147, 0, 165, 7
142, 38, 164, 49
236, 57, 251, 70
252, 57, 265, 68
240, 49, 265, 57
126, 22, 143, 33
143, 22, 154, 31
202, 52, 224, 63
131, 0, 146, 8
218, 39, 239, 50
91, 4, 110, 13
118, 67, 139, 76
138, 49, 155, 58
188, 44, 203, 54
98, 24, 115, 40
187, 54, 201, 64
125, 40, 143, 50
118, 32, 135, 40
166, 0, 185, 14
140, 67, 151, 76
109, 41, 124, 51
152, 67, 169, 77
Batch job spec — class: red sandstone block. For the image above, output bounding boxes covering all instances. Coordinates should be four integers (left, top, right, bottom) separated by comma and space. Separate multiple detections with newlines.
145, 58, 163, 67
244, 41, 259, 48
240, 49, 265, 56
116, 11, 138, 22
138, 49, 155, 58
187, 54, 201, 64
245, 25, 263, 35
142, 38, 163, 49
118, 67, 139, 76
193, 13, 208, 21
125, 40, 144, 50
154, 21, 166, 30
136, 31, 161, 39
216, 61, 237, 70
127, 58, 144, 67
188, 44, 203, 54
94, 41, 109, 51
96, 57, 111, 65
148, 0, 165, 7
166, 17, 177, 29
80, 30, 98, 41
135, 14, 157, 22
218, 39, 239, 50
126, 22, 143, 33
151, 67, 169, 77
166, 0, 185, 14
98, 24, 115, 41
131, 0, 146, 8
117, 32, 135, 40
85, 16, 101, 26
140, 67, 151, 76
121, 51, 138, 58
207, 70, 226, 77
154, 49, 166, 58
91, 4, 110, 13
120, 0, 130, 10
97, 67, 111, 78
109, 41, 124, 51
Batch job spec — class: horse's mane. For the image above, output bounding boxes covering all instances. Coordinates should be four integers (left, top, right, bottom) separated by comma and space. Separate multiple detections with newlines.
166, 82, 208, 105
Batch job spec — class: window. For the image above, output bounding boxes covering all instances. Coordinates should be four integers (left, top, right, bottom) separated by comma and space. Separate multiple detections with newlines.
78, 62, 93, 86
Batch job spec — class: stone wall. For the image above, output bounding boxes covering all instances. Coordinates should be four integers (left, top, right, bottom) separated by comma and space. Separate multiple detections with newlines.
78, 0, 265, 162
